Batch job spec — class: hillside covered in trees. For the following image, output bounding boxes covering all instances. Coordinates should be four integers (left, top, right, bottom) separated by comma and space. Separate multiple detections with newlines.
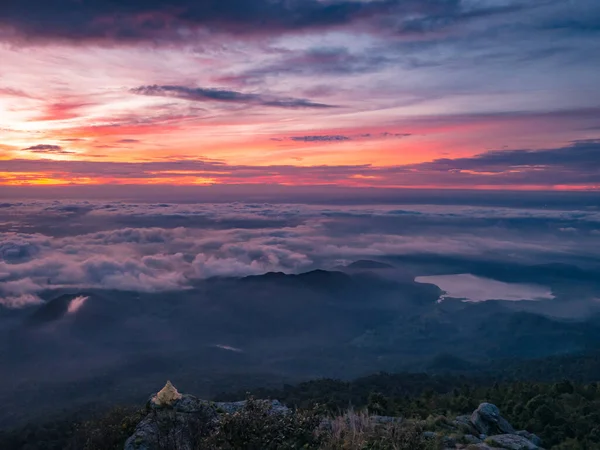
3, 352, 600, 449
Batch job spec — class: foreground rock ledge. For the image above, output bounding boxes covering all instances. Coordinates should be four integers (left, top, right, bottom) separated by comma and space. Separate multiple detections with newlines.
124, 382, 543, 450
124, 381, 289, 450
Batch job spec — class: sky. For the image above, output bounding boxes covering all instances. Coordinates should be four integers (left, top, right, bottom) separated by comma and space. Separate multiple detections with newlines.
1, 0, 599, 190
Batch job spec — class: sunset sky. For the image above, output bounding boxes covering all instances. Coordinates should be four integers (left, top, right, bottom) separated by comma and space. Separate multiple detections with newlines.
1, 0, 599, 190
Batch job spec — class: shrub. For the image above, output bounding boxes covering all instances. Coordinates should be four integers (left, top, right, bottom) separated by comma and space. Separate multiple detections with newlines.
200, 396, 323, 450
67, 407, 144, 450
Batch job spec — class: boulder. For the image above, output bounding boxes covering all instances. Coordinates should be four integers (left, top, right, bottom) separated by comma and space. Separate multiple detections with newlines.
485, 434, 541, 450
470, 403, 515, 435
446, 404, 542, 450
516, 430, 542, 447
125, 382, 289, 450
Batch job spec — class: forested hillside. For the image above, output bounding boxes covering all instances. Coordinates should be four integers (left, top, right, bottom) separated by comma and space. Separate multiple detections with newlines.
3, 353, 600, 449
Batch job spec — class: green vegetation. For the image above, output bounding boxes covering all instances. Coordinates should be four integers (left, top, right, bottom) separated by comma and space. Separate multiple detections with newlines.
202, 398, 323, 449
201, 398, 438, 450
0, 398, 438, 450
3, 353, 600, 449
0, 406, 144, 450
233, 376, 600, 449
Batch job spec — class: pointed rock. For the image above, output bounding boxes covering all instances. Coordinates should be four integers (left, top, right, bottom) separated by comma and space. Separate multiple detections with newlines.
152, 380, 182, 407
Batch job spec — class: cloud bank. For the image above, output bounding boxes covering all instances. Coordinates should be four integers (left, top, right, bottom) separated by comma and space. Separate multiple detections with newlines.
0, 0, 526, 44
1, 200, 599, 307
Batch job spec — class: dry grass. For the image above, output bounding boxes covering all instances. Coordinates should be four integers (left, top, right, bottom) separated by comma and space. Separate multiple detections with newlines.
325, 409, 376, 448
319, 409, 440, 450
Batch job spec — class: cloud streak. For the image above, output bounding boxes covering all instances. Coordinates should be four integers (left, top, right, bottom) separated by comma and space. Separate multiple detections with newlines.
416, 139, 600, 173
0, 0, 560, 46
290, 135, 351, 142
22, 144, 74, 155
131, 85, 335, 109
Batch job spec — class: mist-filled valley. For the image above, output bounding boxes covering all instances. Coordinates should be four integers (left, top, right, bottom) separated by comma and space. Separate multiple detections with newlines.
2, 196, 600, 430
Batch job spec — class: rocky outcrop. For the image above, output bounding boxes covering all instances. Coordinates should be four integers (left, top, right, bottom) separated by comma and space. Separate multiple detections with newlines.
436, 402, 544, 450
124, 381, 289, 450
471, 403, 516, 435
124, 384, 542, 450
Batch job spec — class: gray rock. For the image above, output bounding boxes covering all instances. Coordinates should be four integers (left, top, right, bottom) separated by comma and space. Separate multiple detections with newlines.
496, 417, 516, 435
214, 399, 289, 415
516, 430, 543, 446
464, 434, 483, 444
454, 414, 477, 434
148, 394, 218, 416
485, 434, 541, 450
125, 400, 219, 450
213, 400, 246, 414
443, 435, 457, 448
455, 414, 472, 425
125, 383, 289, 450
470, 403, 515, 435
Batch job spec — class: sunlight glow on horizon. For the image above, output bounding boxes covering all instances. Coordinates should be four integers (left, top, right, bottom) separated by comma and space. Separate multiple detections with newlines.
1, 0, 599, 190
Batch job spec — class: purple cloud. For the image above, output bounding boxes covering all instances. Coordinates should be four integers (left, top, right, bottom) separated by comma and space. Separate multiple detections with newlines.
22, 144, 74, 155
131, 85, 335, 109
